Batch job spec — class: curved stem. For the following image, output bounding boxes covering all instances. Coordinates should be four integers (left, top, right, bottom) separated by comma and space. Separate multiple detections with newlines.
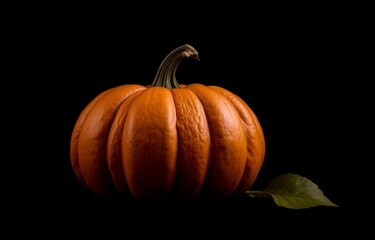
150, 44, 199, 89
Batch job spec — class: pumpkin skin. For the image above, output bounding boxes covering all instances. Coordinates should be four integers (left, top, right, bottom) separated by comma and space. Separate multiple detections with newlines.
70, 45, 265, 201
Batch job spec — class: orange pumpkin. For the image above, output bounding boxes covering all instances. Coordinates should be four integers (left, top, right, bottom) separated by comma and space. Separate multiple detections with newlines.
70, 44, 265, 201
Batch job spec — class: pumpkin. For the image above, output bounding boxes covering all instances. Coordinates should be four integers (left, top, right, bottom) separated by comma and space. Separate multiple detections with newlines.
70, 44, 265, 201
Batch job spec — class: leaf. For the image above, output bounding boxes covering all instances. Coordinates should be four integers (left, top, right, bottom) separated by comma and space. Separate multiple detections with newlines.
247, 173, 339, 209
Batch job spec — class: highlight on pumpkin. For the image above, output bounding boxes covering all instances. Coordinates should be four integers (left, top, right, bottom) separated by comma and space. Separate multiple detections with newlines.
70, 44, 265, 202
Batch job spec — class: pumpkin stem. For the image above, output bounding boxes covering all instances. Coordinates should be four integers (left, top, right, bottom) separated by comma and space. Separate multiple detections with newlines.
150, 44, 199, 89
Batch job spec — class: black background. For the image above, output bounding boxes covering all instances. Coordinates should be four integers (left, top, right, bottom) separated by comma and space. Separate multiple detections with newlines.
7, 3, 370, 237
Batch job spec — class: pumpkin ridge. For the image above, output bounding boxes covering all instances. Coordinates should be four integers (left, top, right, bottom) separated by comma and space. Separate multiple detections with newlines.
107, 88, 146, 196
70, 88, 111, 189
208, 86, 266, 193
171, 87, 211, 199
77, 85, 146, 197
122, 87, 178, 201
187, 83, 247, 198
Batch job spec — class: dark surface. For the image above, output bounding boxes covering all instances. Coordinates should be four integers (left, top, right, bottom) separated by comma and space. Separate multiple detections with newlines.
9, 4, 369, 236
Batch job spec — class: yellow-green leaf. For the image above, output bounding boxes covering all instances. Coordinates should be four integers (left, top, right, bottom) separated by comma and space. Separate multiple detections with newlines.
248, 173, 339, 209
